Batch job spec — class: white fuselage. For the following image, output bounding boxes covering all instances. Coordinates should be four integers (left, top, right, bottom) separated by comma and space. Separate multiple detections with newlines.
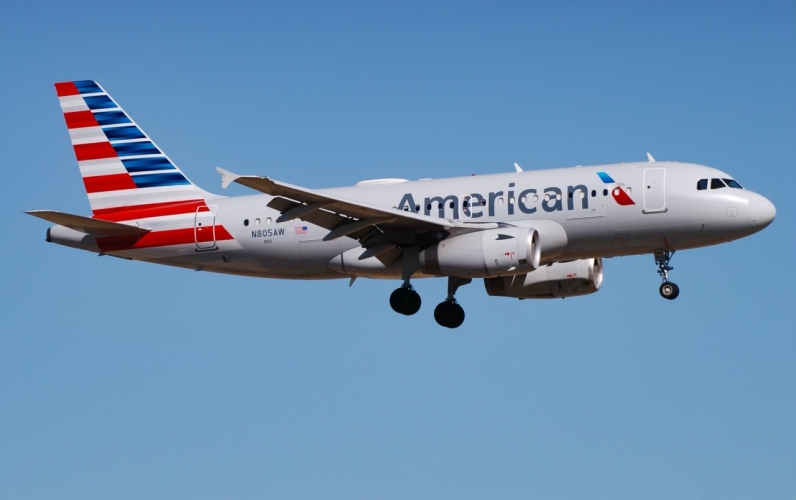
49, 161, 775, 280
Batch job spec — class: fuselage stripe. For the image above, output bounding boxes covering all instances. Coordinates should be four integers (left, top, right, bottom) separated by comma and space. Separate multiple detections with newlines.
93, 199, 208, 221
96, 225, 234, 252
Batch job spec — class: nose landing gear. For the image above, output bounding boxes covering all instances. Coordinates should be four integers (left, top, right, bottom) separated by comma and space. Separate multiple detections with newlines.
659, 281, 679, 299
655, 250, 679, 300
434, 277, 471, 328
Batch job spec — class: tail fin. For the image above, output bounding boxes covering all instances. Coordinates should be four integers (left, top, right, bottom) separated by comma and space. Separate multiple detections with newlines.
54, 80, 213, 217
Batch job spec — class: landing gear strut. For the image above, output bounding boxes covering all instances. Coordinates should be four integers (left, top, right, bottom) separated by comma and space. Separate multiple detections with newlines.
654, 250, 679, 300
390, 247, 422, 315
434, 277, 471, 328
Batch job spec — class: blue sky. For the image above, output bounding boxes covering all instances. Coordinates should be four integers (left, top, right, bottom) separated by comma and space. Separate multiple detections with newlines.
1, 1, 794, 498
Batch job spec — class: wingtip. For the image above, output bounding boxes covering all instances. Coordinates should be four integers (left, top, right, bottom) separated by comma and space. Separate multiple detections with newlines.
514, 162, 523, 172
646, 152, 656, 162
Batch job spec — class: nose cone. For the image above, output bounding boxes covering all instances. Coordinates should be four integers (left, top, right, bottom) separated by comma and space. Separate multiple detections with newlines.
749, 193, 776, 229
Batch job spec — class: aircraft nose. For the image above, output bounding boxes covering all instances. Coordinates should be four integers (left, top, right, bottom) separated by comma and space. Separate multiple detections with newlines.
749, 192, 776, 228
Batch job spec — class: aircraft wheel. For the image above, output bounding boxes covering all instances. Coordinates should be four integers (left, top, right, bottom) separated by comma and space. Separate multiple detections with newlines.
390, 287, 421, 315
659, 282, 680, 300
434, 301, 465, 328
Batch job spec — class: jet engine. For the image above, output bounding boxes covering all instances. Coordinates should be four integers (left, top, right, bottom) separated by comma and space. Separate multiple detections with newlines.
484, 257, 603, 299
419, 227, 540, 278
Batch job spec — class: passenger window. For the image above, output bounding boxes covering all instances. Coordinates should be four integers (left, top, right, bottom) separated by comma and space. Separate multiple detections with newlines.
243, 219, 249, 226
697, 179, 708, 190
723, 178, 743, 189
449, 201, 454, 209
710, 178, 726, 189
266, 217, 272, 224
255, 218, 261, 225
603, 189, 608, 196
591, 190, 596, 197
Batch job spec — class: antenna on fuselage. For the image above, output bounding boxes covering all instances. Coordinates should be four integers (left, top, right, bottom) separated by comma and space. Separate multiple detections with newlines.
646, 152, 656, 162
514, 162, 523, 172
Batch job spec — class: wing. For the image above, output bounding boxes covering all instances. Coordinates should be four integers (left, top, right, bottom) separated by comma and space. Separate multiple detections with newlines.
215, 168, 490, 259
26, 210, 150, 236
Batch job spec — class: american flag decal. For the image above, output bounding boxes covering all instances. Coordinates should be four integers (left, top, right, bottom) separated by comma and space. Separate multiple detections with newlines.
294, 226, 308, 234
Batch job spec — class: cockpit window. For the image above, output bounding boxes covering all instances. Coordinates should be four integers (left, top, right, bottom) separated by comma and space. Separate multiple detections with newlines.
710, 178, 726, 189
723, 178, 743, 189
697, 179, 708, 190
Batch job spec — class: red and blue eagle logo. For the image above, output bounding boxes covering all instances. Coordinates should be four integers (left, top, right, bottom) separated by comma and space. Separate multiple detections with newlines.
597, 172, 635, 206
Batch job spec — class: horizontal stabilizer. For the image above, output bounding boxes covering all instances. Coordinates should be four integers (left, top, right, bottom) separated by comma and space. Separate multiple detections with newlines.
26, 210, 150, 236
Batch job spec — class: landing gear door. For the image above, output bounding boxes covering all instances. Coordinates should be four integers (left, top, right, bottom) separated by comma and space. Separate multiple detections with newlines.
643, 168, 666, 213
195, 205, 217, 250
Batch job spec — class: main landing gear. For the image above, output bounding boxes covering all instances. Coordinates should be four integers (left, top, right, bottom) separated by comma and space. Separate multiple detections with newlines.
390, 247, 422, 316
434, 277, 471, 329
390, 284, 421, 315
655, 250, 679, 300
388, 276, 472, 328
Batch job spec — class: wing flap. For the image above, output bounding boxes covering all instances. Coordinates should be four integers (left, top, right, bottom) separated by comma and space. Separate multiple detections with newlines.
26, 210, 150, 236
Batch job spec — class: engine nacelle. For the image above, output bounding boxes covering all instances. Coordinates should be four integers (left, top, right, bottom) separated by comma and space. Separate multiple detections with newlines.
484, 257, 603, 299
420, 227, 540, 278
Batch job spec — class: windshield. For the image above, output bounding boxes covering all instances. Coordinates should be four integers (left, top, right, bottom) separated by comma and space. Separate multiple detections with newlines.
723, 178, 743, 189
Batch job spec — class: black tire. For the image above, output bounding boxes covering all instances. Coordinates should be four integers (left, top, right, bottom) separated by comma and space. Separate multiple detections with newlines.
659, 282, 680, 300
434, 301, 465, 328
406, 289, 421, 315
390, 287, 421, 315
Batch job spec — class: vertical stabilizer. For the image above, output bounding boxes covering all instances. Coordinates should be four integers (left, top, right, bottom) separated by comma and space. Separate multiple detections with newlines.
55, 80, 214, 218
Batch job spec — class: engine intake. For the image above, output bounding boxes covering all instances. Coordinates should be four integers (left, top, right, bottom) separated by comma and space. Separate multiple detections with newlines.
484, 257, 603, 299
420, 227, 540, 278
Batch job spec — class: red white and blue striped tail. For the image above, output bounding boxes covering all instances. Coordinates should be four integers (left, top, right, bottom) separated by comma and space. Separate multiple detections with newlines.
55, 80, 214, 220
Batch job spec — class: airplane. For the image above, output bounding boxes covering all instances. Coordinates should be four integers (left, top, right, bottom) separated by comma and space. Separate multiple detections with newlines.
28, 80, 777, 328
